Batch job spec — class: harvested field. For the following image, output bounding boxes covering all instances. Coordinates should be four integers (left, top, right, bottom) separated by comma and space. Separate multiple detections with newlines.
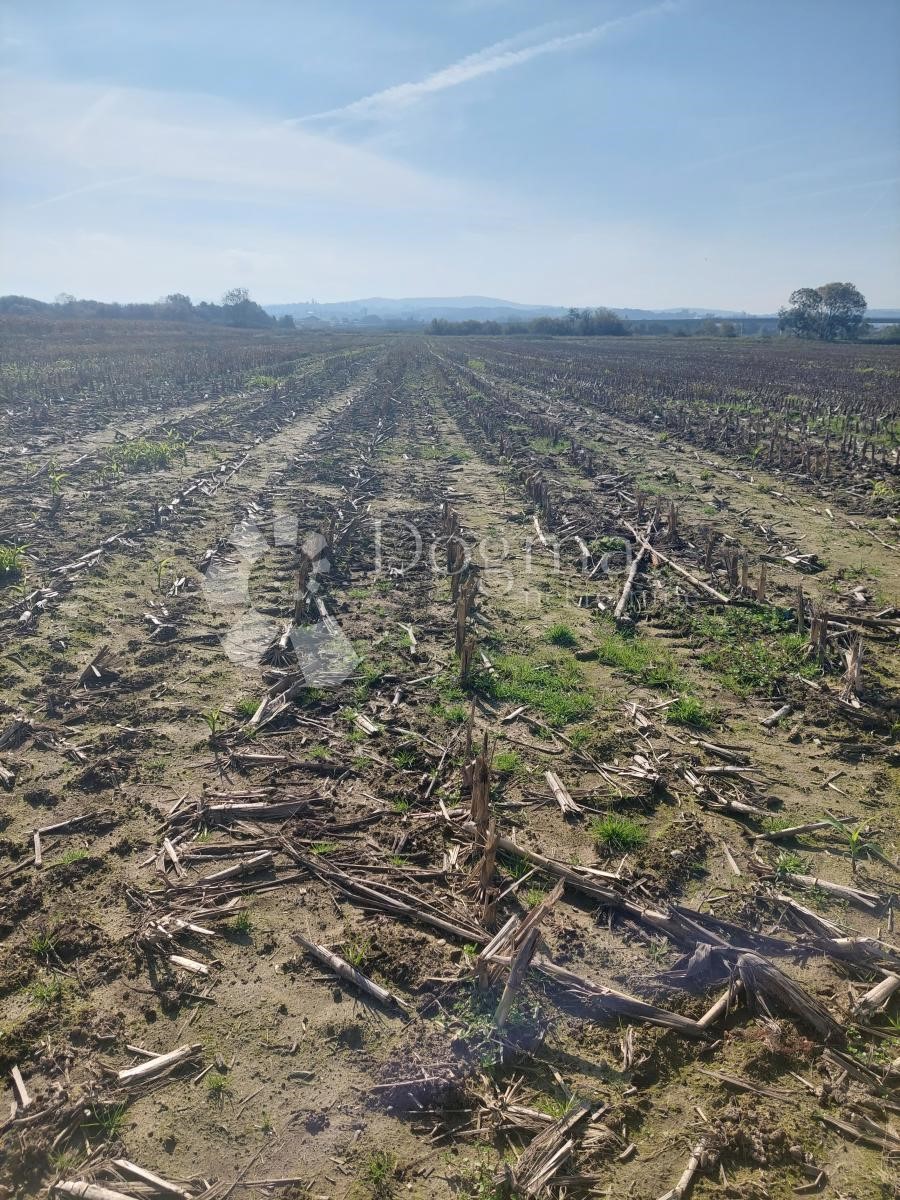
1, 325, 898, 1200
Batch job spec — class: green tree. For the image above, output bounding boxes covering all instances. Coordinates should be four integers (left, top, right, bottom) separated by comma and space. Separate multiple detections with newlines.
779, 282, 867, 341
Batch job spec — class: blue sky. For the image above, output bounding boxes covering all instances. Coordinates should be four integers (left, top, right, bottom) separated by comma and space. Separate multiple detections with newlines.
1, 0, 897, 309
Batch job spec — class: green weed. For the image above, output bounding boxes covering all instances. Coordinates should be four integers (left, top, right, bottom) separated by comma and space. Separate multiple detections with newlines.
692, 607, 820, 695
344, 935, 371, 967
0, 544, 27, 578
228, 910, 253, 935
55, 848, 88, 866
105, 433, 187, 475
493, 750, 522, 774
595, 623, 684, 690
30, 976, 64, 1005
476, 652, 594, 726
590, 814, 646, 853
666, 696, 714, 729
82, 1102, 128, 1139
534, 1092, 576, 1119
29, 931, 57, 957
309, 841, 340, 856
361, 1149, 398, 1197
206, 1073, 231, 1104
500, 854, 532, 881
545, 623, 577, 648
774, 851, 806, 877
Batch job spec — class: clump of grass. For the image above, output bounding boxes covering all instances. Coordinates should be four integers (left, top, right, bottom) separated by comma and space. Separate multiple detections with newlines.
774, 850, 806, 877
392, 798, 411, 814
344, 935, 371, 967
206, 1073, 231, 1104
534, 1092, 576, 1119
361, 1149, 398, 1198
442, 703, 469, 723
493, 750, 522, 774
500, 854, 532, 881
48, 1150, 81, 1176
761, 815, 795, 834
29, 931, 57, 957
591, 536, 626, 555
692, 607, 820, 695
477, 652, 594, 726
82, 1102, 128, 1139
30, 976, 64, 1005
105, 432, 187, 475
595, 623, 684, 690
590, 814, 646, 853
0, 544, 27, 578
235, 697, 260, 718
666, 695, 714, 729
459, 1166, 505, 1200
55, 848, 89, 866
566, 725, 597, 750
309, 841, 340, 856
545, 623, 577, 648
523, 886, 548, 909
392, 748, 417, 768
228, 909, 253, 935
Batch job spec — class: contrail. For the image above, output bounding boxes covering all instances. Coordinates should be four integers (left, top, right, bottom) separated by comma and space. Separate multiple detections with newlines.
292, 0, 679, 123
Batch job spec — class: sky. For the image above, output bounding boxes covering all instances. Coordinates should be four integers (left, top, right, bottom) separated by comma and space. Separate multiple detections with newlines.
1, 0, 898, 311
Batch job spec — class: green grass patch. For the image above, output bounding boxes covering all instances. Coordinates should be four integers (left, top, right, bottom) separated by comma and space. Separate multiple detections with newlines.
666, 695, 714, 729
54, 848, 89, 866
691, 607, 820, 695
595, 622, 684, 690
545, 622, 577, 648
493, 749, 522, 774
361, 1149, 398, 1198
590, 814, 646, 853
309, 840, 340, 856
105, 432, 187, 475
475, 651, 594, 726
774, 851, 806, 876
206, 1073, 231, 1103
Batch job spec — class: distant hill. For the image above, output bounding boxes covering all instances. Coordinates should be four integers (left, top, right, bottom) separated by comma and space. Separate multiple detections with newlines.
264, 296, 780, 325
265, 296, 569, 324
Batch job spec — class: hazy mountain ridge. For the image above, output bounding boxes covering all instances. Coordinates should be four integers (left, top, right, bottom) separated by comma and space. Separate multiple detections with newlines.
264, 296, 786, 324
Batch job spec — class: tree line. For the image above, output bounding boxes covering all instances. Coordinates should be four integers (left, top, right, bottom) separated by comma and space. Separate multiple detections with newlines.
429, 307, 630, 337
0, 288, 295, 330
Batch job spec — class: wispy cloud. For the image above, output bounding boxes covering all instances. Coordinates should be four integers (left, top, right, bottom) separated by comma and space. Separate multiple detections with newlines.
1, 76, 461, 213
294, 1, 679, 123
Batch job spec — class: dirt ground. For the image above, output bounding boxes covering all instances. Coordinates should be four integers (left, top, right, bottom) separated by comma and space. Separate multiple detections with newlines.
1, 327, 898, 1200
